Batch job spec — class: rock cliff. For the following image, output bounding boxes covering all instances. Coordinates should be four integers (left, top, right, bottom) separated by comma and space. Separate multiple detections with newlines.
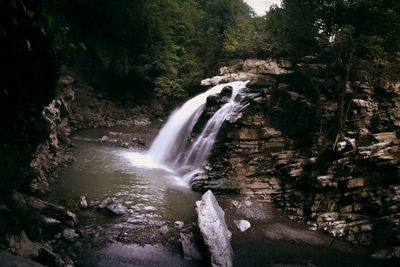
192, 59, 400, 259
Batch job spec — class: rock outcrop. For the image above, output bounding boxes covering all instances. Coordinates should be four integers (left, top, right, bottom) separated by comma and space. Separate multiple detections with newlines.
193, 59, 400, 259
196, 190, 233, 267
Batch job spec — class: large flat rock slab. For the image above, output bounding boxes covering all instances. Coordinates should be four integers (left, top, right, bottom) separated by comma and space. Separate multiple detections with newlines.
196, 190, 233, 267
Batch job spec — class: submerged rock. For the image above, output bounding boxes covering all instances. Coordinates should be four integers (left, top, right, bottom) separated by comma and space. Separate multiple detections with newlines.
97, 197, 128, 216
196, 190, 233, 267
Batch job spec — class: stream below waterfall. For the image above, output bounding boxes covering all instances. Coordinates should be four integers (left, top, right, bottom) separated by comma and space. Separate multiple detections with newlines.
50, 125, 204, 266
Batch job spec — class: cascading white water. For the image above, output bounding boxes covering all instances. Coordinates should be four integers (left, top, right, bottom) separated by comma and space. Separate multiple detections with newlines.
129, 80, 247, 183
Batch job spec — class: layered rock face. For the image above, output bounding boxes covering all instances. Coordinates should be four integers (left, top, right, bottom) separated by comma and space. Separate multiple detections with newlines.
192, 59, 400, 258
196, 190, 233, 267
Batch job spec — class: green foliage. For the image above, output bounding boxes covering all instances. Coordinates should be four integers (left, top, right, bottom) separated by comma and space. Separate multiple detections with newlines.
52, 0, 254, 101
155, 77, 188, 101
262, 0, 400, 78
224, 16, 274, 58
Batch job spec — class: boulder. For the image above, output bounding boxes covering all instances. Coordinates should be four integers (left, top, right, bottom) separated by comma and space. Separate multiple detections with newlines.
201, 76, 225, 86
97, 197, 128, 216
8, 231, 43, 259
174, 221, 184, 228
27, 197, 78, 225
220, 86, 233, 98
62, 228, 79, 243
196, 190, 233, 267
234, 220, 251, 232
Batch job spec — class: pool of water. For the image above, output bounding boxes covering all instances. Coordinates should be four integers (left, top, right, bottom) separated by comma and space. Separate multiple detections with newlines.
52, 126, 202, 265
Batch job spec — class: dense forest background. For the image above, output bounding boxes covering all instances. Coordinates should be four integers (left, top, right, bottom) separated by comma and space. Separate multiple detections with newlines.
0, 0, 399, 243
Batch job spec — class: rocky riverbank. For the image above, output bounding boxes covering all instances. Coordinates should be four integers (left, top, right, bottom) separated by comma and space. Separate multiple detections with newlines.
192, 59, 400, 261
0, 76, 166, 266
29, 76, 165, 195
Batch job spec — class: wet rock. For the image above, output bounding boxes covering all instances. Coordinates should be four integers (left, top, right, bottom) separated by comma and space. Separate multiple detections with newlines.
97, 197, 128, 216
79, 195, 88, 209
179, 232, 204, 260
100, 135, 109, 142
0, 252, 44, 267
220, 86, 233, 98
67, 211, 78, 225
62, 228, 79, 243
174, 221, 184, 229
8, 231, 43, 258
196, 190, 233, 267
234, 220, 251, 232
201, 76, 225, 86
27, 197, 78, 226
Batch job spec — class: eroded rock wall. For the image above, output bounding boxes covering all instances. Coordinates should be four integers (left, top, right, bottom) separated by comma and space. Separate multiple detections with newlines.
193, 59, 400, 258
29, 76, 162, 195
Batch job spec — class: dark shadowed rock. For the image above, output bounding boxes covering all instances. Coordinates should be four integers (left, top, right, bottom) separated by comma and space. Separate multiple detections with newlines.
220, 86, 233, 97
62, 228, 79, 243
27, 196, 78, 226
179, 232, 204, 260
196, 190, 233, 267
8, 231, 43, 259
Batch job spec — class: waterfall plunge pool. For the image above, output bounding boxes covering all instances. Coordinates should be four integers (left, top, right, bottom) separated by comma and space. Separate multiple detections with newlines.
51, 126, 203, 266
50, 80, 392, 266
51, 81, 248, 265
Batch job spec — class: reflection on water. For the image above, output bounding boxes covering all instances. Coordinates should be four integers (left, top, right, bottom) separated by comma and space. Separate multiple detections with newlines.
58, 127, 201, 231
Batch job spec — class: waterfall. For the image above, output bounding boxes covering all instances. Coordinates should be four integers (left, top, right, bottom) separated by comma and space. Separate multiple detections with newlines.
145, 81, 247, 182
